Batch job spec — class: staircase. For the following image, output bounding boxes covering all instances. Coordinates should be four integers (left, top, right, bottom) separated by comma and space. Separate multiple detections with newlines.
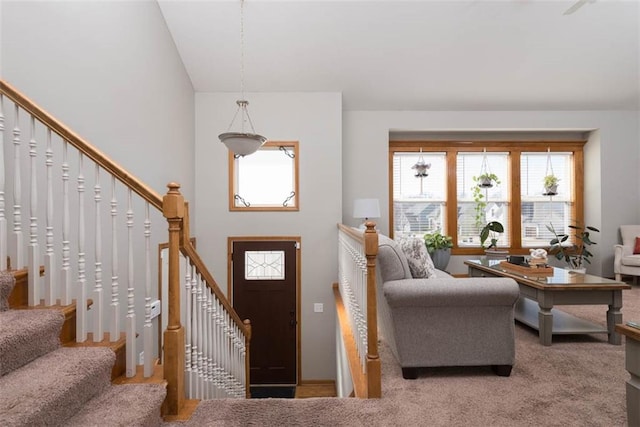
0, 79, 251, 422
0, 270, 167, 426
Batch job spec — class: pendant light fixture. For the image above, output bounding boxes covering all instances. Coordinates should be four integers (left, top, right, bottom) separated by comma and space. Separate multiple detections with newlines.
218, 0, 267, 156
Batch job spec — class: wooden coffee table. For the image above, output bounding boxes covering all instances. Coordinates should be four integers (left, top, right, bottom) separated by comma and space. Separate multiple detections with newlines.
465, 259, 631, 346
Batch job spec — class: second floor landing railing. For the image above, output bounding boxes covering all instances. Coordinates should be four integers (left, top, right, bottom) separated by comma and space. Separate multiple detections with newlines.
335, 222, 380, 398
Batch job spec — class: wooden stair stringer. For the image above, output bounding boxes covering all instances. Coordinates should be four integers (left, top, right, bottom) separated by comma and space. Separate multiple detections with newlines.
7, 266, 44, 308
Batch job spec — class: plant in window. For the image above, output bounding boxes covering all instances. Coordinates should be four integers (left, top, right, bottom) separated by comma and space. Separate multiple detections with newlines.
480, 221, 504, 249
472, 173, 500, 230
423, 231, 453, 270
546, 222, 599, 270
474, 172, 500, 189
543, 174, 560, 196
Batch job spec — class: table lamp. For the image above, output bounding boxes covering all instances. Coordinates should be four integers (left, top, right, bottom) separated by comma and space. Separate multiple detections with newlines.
353, 198, 381, 229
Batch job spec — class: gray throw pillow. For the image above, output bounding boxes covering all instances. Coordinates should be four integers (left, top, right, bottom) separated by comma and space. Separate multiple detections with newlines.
398, 237, 436, 278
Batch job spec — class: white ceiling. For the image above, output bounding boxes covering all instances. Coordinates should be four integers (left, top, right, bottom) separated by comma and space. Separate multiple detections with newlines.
158, 0, 640, 111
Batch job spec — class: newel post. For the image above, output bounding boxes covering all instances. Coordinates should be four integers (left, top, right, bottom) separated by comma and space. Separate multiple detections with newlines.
244, 319, 252, 398
162, 183, 185, 415
364, 221, 381, 398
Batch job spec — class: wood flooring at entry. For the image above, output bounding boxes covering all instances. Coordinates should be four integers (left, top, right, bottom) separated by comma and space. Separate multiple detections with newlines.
295, 381, 336, 398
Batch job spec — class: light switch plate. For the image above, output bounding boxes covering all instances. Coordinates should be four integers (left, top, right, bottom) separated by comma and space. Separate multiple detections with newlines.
150, 300, 161, 319
314, 303, 324, 313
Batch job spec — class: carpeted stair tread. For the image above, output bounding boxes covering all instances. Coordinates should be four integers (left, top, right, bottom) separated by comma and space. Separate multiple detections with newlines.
0, 271, 15, 312
0, 346, 115, 426
66, 383, 167, 427
0, 309, 64, 376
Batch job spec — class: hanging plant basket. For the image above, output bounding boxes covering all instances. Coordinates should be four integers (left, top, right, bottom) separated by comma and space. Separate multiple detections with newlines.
478, 176, 494, 188
412, 151, 431, 178
543, 184, 558, 196
542, 150, 559, 197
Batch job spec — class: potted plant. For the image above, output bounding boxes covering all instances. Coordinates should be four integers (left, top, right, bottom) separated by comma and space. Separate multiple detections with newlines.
474, 172, 500, 189
472, 173, 501, 231
543, 174, 560, 196
480, 221, 508, 259
546, 222, 599, 272
423, 231, 453, 271
480, 221, 504, 250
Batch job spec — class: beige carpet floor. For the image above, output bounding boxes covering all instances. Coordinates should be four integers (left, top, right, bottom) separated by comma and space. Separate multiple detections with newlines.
168, 280, 639, 426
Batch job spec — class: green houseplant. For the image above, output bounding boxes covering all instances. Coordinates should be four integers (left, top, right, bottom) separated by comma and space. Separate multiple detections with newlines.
423, 231, 453, 271
543, 174, 560, 195
480, 221, 504, 250
474, 172, 500, 189
547, 222, 599, 271
472, 173, 501, 230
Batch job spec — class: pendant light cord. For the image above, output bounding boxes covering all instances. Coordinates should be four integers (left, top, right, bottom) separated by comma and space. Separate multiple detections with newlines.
240, 0, 245, 100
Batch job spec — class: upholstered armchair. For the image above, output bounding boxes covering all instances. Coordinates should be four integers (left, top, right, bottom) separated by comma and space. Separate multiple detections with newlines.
376, 234, 519, 379
614, 225, 640, 284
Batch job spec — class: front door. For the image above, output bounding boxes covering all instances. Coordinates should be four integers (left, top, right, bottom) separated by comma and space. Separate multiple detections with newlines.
232, 240, 298, 385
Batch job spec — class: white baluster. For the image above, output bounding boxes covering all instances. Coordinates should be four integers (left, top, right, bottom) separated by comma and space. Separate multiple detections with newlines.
77, 153, 87, 342
0, 94, 6, 271
207, 292, 215, 399
190, 270, 199, 398
143, 202, 153, 377
110, 176, 119, 341
12, 105, 23, 269
28, 116, 39, 306
184, 260, 193, 398
196, 274, 205, 398
126, 189, 136, 376
93, 165, 103, 340
44, 129, 55, 305
60, 140, 71, 305
212, 298, 220, 398
218, 300, 225, 397
201, 289, 210, 399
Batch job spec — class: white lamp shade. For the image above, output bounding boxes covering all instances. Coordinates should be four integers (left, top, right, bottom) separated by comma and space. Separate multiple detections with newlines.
219, 132, 267, 156
353, 198, 381, 219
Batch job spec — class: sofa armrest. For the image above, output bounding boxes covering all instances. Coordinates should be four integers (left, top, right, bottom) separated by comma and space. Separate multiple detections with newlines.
383, 277, 519, 308
614, 244, 634, 271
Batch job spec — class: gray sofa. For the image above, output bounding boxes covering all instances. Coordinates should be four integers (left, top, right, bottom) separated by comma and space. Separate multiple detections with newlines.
376, 234, 520, 379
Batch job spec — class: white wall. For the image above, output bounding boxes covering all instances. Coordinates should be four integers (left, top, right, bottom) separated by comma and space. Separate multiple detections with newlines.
343, 110, 640, 278
1, 0, 195, 202
195, 92, 342, 381
2, 0, 194, 359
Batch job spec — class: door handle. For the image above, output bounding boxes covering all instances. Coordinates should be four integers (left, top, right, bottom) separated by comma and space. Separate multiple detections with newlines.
290, 319, 297, 327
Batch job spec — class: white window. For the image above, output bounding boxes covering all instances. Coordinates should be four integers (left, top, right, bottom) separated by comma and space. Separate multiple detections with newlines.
245, 250, 285, 280
230, 141, 299, 211
520, 152, 573, 247
456, 152, 510, 247
392, 152, 447, 238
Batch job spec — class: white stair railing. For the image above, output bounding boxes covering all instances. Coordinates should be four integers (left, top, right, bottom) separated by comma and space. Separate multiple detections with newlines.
180, 242, 250, 399
0, 80, 166, 378
335, 223, 380, 398
0, 79, 251, 416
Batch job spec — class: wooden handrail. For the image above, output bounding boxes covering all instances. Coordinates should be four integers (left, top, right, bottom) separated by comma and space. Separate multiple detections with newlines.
337, 223, 363, 241
0, 79, 163, 211
333, 283, 368, 397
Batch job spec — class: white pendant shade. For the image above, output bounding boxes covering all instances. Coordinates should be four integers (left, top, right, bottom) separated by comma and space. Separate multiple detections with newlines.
219, 131, 267, 156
